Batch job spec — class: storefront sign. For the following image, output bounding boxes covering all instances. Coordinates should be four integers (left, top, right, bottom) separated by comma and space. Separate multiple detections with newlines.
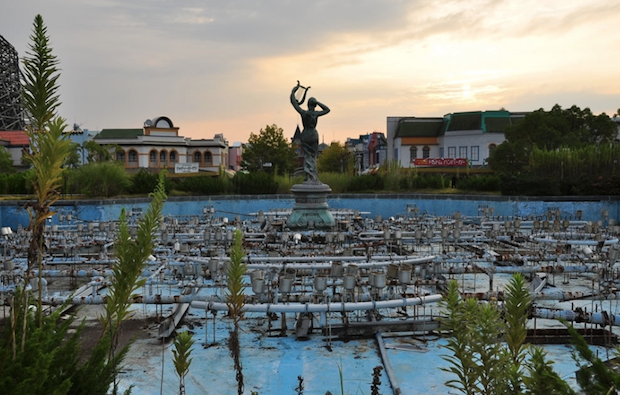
175, 163, 199, 174
413, 158, 468, 167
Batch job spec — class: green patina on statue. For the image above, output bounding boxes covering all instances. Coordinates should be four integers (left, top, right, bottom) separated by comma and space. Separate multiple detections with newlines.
290, 81, 330, 183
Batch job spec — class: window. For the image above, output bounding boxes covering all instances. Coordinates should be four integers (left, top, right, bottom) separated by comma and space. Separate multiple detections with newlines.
193, 151, 201, 163
160, 151, 167, 166
422, 146, 430, 158
471, 146, 479, 161
116, 151, 125, 162
128, 150, 138, 164
439, 147, 444, 158
448, 147, 456, 158
149, 150, 157, 166
204, 151, 212, 164
169, 151, 177, 163
459, 146, 467, 159
489, 143, 497, 154
409, 146, 417, 162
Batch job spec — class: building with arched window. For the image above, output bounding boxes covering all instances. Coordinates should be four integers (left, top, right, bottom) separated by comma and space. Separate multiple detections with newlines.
93, 116, 228, 174
387, 111, 528, 168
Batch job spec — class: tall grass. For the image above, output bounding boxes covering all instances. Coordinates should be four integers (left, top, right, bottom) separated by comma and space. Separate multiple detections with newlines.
275, 173, 303, 193
529, 145, 620, 180
378, 160, 402, 191
318, 173, 350, 193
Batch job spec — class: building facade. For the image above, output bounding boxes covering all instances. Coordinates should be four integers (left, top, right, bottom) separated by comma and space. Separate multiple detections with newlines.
346, 132, 388, 174
387, 111, 528, 168
94, 116, 228, 174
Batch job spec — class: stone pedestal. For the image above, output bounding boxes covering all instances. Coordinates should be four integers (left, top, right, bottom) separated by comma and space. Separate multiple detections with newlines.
286, 181, 335, 230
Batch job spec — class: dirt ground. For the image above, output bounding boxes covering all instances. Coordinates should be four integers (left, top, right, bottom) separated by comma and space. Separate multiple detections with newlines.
0, 303, 160, 362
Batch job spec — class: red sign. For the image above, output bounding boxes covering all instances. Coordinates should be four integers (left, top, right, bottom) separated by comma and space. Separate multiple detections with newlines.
414, 158, 468, 167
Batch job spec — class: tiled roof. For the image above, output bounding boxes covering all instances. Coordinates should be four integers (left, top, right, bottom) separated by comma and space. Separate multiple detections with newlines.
395, 119, 445, 138
0, 131, 29, 146
447, 113, 481, 131
95, 129, 144, 139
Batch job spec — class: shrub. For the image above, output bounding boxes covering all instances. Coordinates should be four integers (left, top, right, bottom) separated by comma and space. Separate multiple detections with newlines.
499, 173, 560, 196
0, 171, 30, 195
456, 175, 501, 192
175, 175, 225, 195
411, 174, 445, 190
232, 172, 278, 194
72, 162, 131, 197
348, 175, 384, 192
129, 169, 173, 195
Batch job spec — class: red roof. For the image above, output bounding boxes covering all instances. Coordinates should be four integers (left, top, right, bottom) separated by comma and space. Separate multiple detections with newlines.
0, 131, 29, 146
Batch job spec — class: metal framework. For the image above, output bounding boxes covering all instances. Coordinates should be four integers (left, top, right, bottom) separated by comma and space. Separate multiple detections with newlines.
0, 35, 24, 131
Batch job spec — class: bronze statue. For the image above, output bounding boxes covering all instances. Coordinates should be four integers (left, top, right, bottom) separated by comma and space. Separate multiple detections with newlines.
291, 81, 330, 183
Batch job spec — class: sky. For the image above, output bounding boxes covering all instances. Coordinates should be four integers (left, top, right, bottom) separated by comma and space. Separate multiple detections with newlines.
2, 0, 619, 144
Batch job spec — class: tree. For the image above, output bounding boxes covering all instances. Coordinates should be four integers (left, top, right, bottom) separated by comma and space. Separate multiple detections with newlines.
241, 124, 297, 175
0, 146, 15, 173
64, 141, 81, 168
83, 140, 121, 163
317, 141, 352, 173
489, 104, 617, 173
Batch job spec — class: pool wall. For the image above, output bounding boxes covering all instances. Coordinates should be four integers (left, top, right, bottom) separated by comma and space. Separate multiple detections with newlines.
1, 194, 619, 229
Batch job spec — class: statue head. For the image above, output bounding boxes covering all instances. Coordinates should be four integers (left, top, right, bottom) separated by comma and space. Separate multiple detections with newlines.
308, 97, 317, 109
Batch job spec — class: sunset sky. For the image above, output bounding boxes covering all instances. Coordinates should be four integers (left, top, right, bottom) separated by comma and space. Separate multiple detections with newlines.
2, 0, 619, 144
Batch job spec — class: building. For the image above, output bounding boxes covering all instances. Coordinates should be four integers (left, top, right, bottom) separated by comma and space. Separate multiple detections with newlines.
93, 116, 228, 174
387, 111, 528, 168
346, 132, 388, 174
228, 142, 243, 171
0, 130, 28, 167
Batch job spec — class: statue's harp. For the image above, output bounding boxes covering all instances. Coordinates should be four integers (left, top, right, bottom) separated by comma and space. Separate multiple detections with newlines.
295, 80, 311, 105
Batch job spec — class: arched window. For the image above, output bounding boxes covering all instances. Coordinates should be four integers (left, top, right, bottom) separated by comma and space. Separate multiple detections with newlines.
488, 143, 497, 154
128, 150, 138, 164
149, 150, 157, 166
169, 151, 177, 163
204, 151, 212, 164
422, 146, 430, 158
160, 150, 167, 166
116, 150, 125, 162
409, 146, 417, 162
193, 151, 201, 163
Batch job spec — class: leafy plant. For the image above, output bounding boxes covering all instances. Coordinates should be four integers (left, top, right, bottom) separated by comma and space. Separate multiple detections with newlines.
99, 173, 167, 392
226, 229, 247, 395
440, 274, 571, 394
569, 323, 620, 394
172, 331, 195, 395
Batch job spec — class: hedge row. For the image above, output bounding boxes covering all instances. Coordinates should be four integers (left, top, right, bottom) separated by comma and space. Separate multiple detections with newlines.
1, 163, 618, 197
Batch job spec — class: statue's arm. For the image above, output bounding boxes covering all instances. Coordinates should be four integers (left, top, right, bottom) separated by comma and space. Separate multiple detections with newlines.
315, 101, 331, 116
